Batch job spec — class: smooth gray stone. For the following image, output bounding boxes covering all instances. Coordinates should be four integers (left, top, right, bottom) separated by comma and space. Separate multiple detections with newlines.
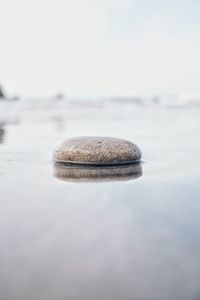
54, 136, 142, 165
54, 162, 142, 182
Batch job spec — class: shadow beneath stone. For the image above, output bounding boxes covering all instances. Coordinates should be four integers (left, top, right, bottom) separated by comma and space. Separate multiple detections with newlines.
53, 162, 143, 183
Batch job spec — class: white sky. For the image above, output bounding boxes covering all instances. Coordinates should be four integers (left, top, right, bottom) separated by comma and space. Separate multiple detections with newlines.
0, 0, 200, 97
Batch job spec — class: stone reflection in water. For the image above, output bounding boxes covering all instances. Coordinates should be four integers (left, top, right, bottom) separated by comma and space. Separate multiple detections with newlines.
53, 162, 142, 182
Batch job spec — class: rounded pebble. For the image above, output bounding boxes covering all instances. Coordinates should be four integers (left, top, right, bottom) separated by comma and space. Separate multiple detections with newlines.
54, 136, 142, 165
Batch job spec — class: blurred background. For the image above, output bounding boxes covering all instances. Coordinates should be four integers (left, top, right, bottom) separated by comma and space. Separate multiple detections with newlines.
0, 0, 200, 98
0, 0, 200, 151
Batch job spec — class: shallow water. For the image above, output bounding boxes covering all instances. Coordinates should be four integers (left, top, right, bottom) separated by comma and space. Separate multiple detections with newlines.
0, 99, 200, 300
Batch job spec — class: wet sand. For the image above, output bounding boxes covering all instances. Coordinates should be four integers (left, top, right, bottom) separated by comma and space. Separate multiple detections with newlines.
0, 99, 200, 299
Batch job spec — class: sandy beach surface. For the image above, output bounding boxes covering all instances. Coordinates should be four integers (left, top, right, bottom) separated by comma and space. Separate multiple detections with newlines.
0, 98, 200, 300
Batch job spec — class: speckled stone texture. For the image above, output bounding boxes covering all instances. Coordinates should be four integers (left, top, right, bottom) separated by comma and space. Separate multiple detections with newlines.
54, 162, 142, 182
54, 136, 142, 165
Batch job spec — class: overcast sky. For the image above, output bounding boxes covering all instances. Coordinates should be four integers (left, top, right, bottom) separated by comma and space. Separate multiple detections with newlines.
0, 0, 200, 97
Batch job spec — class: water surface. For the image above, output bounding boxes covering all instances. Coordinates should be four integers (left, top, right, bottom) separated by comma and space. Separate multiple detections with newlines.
0, 99, 200, 300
